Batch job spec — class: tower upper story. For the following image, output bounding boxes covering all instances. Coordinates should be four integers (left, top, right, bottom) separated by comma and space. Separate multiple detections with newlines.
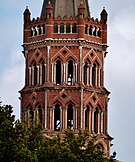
23, 0, 108, 48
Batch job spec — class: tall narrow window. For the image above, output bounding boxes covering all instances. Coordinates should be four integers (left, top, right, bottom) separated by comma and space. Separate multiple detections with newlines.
97, 28, 101, 37
54, 23, 58, 33
89, 26, 92, 35
92, 64, 96, 86
29, 109, 34, 126
72, 23, 76, 33
54, 104, 61, 131
94, 108, 98, 133
66, 24, 70, 33
38, 109, 42, 126
68, 60, 73, 85
56, 60, 61, 84
42, 24, 45, 34
93, 27, 97, 36
34, 64, 37, 85
67, 104, 73, 129
42, 63, 45, 84
84, 62, 88, 84
85, 25, 88, 34
60, 23, 64, 33
85, 106, 89, 129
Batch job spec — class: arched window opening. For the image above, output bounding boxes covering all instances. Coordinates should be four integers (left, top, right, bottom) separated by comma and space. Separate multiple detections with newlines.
67, 104, 73, 129
97, 28, 101, 37
29, 109, 34, 125
85, 25, 88, 34
97, 144, 104, 151
92, 64, 96, 86
34, 64, 37, 85
38, 109, 42, 126
34, 26, 37, 36
60, 23, 64, 33
68, 60, 73, 85
83, 62, 88, 84
94, 108, 98, 133
85, 106, 90, 129
38, 25, 41, 35
72, 23, 76, 33
54, 104, 61, 131
42, 63, 46, 84
56, 60, 61, 84
54, 23, 58, 33
42, 24, 45, 34
93, 27, 97, 36
89, 26, 92, 35
66, 24, 70, 33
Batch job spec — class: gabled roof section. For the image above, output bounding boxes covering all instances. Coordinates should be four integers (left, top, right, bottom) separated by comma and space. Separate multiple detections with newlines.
41, 0, 90, 18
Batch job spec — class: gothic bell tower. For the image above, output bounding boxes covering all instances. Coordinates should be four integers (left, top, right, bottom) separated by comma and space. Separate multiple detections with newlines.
20, 0, 112, 157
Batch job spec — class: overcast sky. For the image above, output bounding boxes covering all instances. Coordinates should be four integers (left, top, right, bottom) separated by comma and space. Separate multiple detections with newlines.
0, 0, 135, 161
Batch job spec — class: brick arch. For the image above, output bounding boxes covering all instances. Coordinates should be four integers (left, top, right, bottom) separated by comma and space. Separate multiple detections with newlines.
95, 140, 107, 154
30, 59, 37, 66
65, 53, 78, 62
52, 100, 63, 107
52, 54, 64, 62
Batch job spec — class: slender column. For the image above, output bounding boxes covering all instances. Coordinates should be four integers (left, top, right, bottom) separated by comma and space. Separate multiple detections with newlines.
63, 63, 66, 83
82, 63, 84, 84
54, 63, 56, 84
65, 107, 67, 129
50, 108, 52, 129
40, 65, 42, 85
44, 91, 48, 129
80, 88, 83, 129
79, 46, 83, 82
90, 65, 93, 86
92, 110, 94, 133
28, 111, 30, 127
73, 107, 75, 129
87, 65, 89, 86
32, 66, 34, 86
83, 108, 86, 130
29, 67, 32, 86
37, 65, 40, 85
61, 63, 63, 84
98, 111, 101, 134
73, 63, 75, 84
47, 46, 50, 82
101, 111, 104, 133
75, 108, 78, 129
64, 24, 66, 33
52, 63, 54, 82
52, 108, 54, 130
60, 107, 62, 130
36, 109, 39, 125
65, 63, 68, 83
98, 68, 101, 87
70, 24, 72, 33
95, 67, 98, 86
75, 63, 78, 83
89, 109, 92, 133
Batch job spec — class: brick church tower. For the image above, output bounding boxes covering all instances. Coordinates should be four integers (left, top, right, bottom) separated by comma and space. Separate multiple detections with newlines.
20, 0, 112, 156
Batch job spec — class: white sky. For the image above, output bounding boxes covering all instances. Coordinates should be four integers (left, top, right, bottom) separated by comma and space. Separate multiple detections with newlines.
0, 0, 135, 161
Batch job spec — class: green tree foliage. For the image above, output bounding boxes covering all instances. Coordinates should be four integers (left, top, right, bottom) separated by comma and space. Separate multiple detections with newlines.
0, 103, 113, 162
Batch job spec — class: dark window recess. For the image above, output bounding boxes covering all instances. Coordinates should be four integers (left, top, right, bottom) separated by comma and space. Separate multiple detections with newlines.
68, 60, 73, 85
54, 104, 61, 130
56, 60, 61, 84
60, 23, 64, 33
67, 104, 73, 129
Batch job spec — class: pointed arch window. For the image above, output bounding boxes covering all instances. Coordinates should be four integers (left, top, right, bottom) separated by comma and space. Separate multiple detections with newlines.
60, 23, 64, 33
68, 60, 73, 85
42, 63, 46, 84
83, 62, 88, 84
54, 104, 61, 131
54, 23, 58, 33
89, 26, 92, 35
66, 24, 70, 33
34, 64, 37, 85
85, 25, 88, 34
85, 106, 90, 129
94, 108, 98, 133
56, 60, 61, 84
92, 64, 96, 86
67, 104, 73, 129
72, 23, 76, 33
